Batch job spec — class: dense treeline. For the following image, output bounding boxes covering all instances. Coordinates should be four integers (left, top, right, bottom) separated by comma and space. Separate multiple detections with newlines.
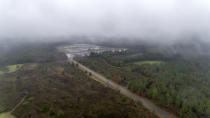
77, 49, 210, 118
0, 42, 66, 66
133, 61, 210, 118
88, 50, 182, 67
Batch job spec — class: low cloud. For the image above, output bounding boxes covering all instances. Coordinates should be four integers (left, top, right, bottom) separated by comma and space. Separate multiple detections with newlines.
0, 0, 210, 42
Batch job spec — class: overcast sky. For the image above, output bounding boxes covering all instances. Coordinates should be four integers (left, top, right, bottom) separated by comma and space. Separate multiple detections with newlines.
0, 0, 210, 41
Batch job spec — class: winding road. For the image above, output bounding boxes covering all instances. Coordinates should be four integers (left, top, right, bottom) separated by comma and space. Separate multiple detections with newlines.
71, 59, 177, 118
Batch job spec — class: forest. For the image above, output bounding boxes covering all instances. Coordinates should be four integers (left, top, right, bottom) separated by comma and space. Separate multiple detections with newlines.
77, 45, 210, 118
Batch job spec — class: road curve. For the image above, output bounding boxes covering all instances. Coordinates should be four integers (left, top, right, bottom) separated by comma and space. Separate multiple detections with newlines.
71, 59, 177, 118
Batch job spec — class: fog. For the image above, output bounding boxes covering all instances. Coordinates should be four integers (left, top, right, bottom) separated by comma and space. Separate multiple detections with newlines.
0, 0, 210, 43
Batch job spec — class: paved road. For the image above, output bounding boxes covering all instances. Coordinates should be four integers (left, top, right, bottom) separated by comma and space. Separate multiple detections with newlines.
71, 59, 177, 118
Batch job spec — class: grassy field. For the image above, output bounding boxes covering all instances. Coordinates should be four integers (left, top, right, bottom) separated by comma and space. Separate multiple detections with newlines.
0, 64, 23, 75
7, 64, 23, 73
126, 53, 143, 58
134, 61, 163, 65
0, 113, 16, 118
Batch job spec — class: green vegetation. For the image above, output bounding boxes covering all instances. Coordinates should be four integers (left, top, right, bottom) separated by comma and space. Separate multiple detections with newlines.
134, 61, 162, 65
12, 62, 157, 118
0, 43, 66, 66
0, 113, 16, 118
77, 48, 210, 118
7, 64, 23, 73
57, 110, 65, 118
0, 43, 157, 118
0, 64, 22, 75
0, 71, 4, 75
0, 63, 39, 113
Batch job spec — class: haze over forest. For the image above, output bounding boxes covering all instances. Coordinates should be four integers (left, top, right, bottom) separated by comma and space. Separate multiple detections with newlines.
0, 0, 210, 43
1, 1, 210, 118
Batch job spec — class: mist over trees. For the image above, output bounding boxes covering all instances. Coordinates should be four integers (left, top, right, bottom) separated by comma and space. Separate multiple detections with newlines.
0, 0, 210, 43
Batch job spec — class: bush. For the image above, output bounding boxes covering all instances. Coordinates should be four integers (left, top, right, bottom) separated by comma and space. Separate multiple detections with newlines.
49, 108, 56, 116
28, 97, 34, 102
90, 83, 94, 89
121, 96, 127, 102
42, 104, 49, 112
22, 101, 30, 106
58, 110, 65, 118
